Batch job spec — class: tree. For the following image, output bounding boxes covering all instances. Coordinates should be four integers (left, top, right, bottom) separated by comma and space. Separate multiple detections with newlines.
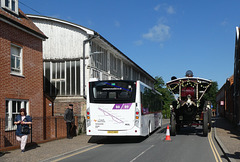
202, 81, 218, 109
154, 76, 175, 118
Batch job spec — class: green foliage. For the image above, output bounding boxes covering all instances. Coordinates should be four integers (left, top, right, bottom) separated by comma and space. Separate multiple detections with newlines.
154, 76, 175, 118
202, 81, 218, 109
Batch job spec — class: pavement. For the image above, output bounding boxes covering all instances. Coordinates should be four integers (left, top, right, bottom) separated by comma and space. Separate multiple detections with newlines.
214, 117, 240, 162
0, 118, 239, 162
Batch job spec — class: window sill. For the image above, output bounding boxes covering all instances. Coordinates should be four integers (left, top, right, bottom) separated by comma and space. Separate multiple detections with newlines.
2, 7, 19, 16
10, 73, 25, 78
5, 128, 17, 131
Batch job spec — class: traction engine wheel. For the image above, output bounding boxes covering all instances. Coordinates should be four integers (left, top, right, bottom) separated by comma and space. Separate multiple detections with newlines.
170, 113, 176, 136
203, 112, 208, 137
208, 109, 212, 130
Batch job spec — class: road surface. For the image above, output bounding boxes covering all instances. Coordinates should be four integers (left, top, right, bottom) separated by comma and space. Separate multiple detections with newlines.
44, 124, 227, 162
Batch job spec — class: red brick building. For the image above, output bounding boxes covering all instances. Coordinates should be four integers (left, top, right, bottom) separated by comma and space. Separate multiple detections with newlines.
234, 27, 240, 125
0, 1, 47, 149
216, 26, 240, 126
216, 76, 234, 122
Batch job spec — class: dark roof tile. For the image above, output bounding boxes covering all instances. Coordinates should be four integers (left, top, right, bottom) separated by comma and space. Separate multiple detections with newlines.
0, 8, 47, 39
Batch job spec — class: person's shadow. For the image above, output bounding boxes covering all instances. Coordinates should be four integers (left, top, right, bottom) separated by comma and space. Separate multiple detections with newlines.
25, 142, 40, 152
0, 152, 5, 157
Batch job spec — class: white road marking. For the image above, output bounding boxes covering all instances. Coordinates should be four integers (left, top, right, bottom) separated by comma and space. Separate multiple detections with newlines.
130, 145, 155, 162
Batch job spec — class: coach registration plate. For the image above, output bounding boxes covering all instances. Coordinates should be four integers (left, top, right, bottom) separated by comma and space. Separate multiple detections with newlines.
107, 131, 118, 134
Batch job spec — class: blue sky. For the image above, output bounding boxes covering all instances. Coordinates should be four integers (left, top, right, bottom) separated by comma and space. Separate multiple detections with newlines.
19, 0, 239, 88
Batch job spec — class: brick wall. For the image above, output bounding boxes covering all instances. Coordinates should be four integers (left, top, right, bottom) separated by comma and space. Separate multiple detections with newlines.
0, 20, 44, 144
44, 94, 53, 117
53, 98, 86, 116
225, 80, 234, 122
40, 116, 66, 141
0, 117, 69, 149
53, 98, 86, 135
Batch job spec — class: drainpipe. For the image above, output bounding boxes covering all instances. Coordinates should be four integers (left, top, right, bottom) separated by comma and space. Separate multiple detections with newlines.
83, 35, 98, 98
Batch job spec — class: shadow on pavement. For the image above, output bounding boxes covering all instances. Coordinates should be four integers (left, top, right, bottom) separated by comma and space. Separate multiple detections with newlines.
88, 136, 147, 144
224, 152, 240, 160
175, 126, 209, 137
0, 152, 7, 157
213, 117, 240, 161
156, 126, 167, 134
214, 117, 240, 140
88, 125, 168, 144
0, 142, 40, 157
88, 124, 169, 144
22, 142, 41, 153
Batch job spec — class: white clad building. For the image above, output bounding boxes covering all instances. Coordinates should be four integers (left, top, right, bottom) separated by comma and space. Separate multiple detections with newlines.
27, 15, 156, 118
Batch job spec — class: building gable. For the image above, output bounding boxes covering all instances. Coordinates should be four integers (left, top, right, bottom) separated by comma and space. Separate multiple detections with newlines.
0, 7, 47, 40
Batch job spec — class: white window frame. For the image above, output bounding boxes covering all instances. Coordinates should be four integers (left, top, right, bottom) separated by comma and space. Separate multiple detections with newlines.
111, 54, 117, 72
124, 63, 129, 78
96, 52, 103, 68
10, 44, 23, 76
91, 68, 101, 80
47, 60, 81, 96
1, 0, 19, 15
5, 99, 29, 130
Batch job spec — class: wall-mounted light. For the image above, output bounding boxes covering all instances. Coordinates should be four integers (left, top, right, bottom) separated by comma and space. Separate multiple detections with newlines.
90, 51, 104, 55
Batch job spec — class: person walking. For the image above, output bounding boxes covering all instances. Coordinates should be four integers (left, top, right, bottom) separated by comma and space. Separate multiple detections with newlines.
64, 104, 74, 139
14, 108, 32, 153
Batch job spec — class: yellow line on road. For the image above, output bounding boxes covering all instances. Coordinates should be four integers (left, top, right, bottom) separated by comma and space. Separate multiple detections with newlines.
52, 144, 103, 162
210, 130, 222, 162
208, 129, 222, 162
208, 132, 218, 162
